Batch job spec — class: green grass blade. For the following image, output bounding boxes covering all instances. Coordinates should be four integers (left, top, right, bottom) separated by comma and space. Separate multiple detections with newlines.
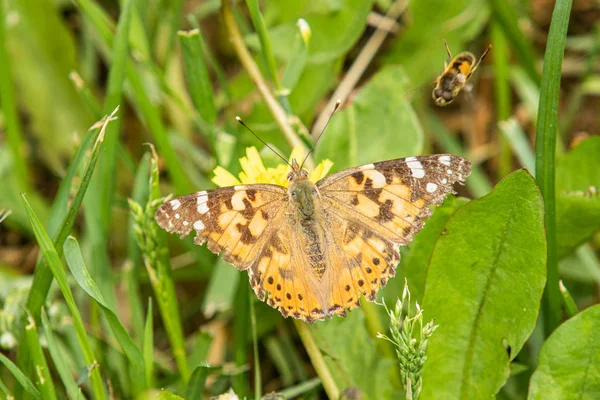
264, 337, 294, 386
21, 196, 106, 400
279, 377, 322, 399
75, 0, 193, 194
0, 377, 12, 398
97, 0, 135, 228
125, 62, 193, 194
159, 0, 183, 67
178, 29, 217, 124
126, 152, 151, 341
492, 23, 512, 179
24, 109, 118, 322
129, 147, 190, 381
490, 0, 540, 86
245, 0, 278, 83
499, 118, 535, 174
232, 280, 250, 397
0, 0, 31, 192
249, 294, 261, 399
185, 362, 210, 399
0, 352, 41, 400
558, 281, 579, 317
281, 19, 310, 94
186, 16, 232, 100
24, 313, 57, 400
144, 298, 154, 389
535, 0, 573, 336
63, 236, 146, 393
41, 309, 82, 400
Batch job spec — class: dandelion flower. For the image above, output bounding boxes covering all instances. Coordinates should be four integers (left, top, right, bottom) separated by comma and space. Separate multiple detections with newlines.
211, 146, 333, 188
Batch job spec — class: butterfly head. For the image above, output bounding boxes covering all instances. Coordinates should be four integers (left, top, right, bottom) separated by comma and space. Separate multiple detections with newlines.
287, 158, 310, 183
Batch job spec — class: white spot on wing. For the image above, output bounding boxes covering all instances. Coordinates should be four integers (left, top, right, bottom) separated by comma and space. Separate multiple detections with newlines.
175, 213, 180, 219
439, 155, 451, 166
197, 192, 208, 204
365, 170, 386, 188
447, 169, 453, 175
197, 203, 209, 214
426, 183, 438, 193
361, 163, 375, 170
412, 169, 425, 179
231, 192, 245, 210
170, 199, 181, 210
406, 159, 425, 179
183, 221, 189, 226
441, 178, 448, 184
193, 220, 205, 231
234, 185, 246, 191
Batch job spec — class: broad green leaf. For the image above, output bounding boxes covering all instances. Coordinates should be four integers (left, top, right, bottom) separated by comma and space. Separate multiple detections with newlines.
312, 310, 396, 399
421, 170, 546, 399
247, 0, 372, 64
528, 304, 600, 399
555, 137, 600, 258
383, 196, 469, 305
63, 236, 146, 392
315, 65, 423, 171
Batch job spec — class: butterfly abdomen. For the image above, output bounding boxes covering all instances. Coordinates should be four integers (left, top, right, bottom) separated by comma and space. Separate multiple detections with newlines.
300, 218, 327, 279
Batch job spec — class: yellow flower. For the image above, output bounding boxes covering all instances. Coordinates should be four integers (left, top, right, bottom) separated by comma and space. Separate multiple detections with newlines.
212, 146, 333, 188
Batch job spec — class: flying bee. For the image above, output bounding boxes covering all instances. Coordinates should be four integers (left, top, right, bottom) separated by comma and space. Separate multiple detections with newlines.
432, 40, 491, 106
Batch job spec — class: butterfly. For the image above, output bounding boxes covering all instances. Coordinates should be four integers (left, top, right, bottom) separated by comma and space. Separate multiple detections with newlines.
155, 154, 471, 323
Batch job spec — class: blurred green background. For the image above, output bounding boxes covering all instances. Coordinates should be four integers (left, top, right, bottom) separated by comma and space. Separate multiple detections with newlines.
0, 0, 599, 399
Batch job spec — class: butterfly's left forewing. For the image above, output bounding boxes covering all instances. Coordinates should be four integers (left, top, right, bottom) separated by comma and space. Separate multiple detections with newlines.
155, 184, 287, 269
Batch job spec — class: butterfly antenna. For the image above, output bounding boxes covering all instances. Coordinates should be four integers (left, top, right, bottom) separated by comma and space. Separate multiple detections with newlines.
300, 99, 341, 170
236, 116, 293, 168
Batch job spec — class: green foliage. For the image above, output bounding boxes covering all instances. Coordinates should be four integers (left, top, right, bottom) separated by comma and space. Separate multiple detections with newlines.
315, 65, 423, 171
247, 0, 373, 63
421, 171, 546, 399
313, 310, 396, 399
555, 137, 600, 258
1, 0, 598, 399
528, 305, 600, 399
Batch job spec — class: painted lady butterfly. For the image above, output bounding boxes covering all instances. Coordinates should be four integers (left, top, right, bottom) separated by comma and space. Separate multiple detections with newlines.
155, 154, 471, 323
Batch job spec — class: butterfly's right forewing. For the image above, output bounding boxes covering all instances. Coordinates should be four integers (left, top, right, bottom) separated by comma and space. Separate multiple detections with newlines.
316, 155, 471, 313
